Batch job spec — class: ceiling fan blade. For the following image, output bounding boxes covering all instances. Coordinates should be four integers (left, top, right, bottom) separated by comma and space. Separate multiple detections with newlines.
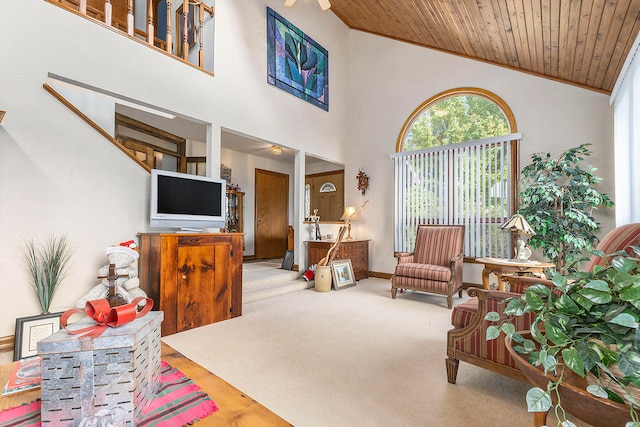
284, 0, 297, 7
317, 0, 331, 10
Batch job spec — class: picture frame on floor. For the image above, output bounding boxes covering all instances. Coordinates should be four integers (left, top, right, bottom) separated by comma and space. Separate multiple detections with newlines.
14, 312, 63, 361
331, 259, 355, 290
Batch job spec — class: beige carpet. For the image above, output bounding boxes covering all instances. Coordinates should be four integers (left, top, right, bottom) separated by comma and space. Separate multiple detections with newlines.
162, 278, 589, 427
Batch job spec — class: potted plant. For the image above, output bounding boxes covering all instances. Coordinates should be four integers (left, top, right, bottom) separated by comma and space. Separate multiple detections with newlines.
485, 247, 640, 426
518, 143, 613, 274
22, 233, 73, 314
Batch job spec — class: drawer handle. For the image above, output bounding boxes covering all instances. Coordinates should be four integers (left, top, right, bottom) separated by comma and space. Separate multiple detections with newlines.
182, 274, 187, 280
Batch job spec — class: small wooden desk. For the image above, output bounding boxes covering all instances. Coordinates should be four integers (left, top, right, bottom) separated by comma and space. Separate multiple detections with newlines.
0, 343, 292, 426
476, 258, 555, 291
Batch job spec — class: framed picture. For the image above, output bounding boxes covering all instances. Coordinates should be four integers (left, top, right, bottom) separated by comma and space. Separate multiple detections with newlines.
14, 312, 63, 361
176, 3, 197, 57
281, 250, 294, 271
331, 259, 355, 290
266, 7, 329, 111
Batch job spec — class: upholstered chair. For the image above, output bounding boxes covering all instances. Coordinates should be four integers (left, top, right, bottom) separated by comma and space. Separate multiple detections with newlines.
446, 222, 640, 385
391, 225, 465, 309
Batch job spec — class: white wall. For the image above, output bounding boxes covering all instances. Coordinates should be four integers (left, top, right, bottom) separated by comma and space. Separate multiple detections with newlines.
0, 0, 349, 337
220, 147, 295, 257
0, 0, 618, 338
346, 31, 615, 278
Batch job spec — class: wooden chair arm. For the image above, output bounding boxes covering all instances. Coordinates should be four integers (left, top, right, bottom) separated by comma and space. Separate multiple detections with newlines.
448, 287, 524, 343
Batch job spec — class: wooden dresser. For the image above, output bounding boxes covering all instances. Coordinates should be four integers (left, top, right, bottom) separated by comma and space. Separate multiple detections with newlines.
138, 232, 243, 336
307, 239, 370, 280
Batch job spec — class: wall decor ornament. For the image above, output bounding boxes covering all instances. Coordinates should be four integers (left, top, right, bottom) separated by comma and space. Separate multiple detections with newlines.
356, 169, 369, 195
266, 7, 329, 111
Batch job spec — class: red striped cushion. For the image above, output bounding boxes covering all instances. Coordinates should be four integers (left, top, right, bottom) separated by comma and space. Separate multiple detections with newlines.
394, 276, 451, 292
414, 226, 464, 266
585, 223, 640, 271
395, 263, 452, 281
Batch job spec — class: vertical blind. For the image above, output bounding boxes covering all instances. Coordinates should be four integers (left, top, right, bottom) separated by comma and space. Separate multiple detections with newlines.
611, 33, 640, 226
391, 133, 521, 257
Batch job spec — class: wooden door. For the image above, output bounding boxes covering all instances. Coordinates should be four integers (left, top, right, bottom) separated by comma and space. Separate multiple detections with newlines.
255, 169, 289, 259
176, 243, 231, 332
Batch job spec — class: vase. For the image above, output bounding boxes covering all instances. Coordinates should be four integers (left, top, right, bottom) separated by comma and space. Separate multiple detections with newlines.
314, 266, 332, 292
506, 332, 632, 427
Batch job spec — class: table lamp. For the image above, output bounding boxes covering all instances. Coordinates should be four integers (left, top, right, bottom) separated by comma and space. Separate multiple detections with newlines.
340, 206, 357, 240
500, 213, 536, 262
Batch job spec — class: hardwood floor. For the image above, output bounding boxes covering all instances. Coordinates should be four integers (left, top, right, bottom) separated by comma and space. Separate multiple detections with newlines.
0, 342, 292, 426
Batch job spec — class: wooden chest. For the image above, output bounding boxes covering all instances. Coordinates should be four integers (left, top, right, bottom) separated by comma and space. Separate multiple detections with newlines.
307, 239, 370, 280
138, 232, 243, 336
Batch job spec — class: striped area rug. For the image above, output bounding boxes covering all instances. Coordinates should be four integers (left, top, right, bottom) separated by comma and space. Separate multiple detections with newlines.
0, 361, 218, 426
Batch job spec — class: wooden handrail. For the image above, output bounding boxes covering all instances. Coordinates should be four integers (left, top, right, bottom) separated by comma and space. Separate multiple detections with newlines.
46, 0, 213, 71
43, 83, 152, 173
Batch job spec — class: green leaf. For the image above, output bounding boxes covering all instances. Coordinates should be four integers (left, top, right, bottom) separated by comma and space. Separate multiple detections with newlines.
501, 323, 516, 337
561, 347, 585, 377
620, 284, 640, 302
525, 387, 552, 412
486, 326, 501, 340
572, 293, 594, 311
544, 321, 572, 346
504, 298, 527, 316
484, 311, 501, 322
525, 291, 545, 311
618, 351, 640, 376
555, 294, 580, 314
612, 256, 638, 273
578, 287, 612, 304
609, 313, 639, 328
523, 339, 537, 352
583, 279, 611, 292
542, 354, 558, 373
586, 384, 608, 398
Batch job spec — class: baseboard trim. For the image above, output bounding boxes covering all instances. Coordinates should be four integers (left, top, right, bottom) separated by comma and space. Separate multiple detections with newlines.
369, 271, 392, 279
0, 335, 14, 354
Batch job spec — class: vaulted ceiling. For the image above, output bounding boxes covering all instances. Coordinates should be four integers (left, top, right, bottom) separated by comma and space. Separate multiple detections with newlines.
328, 0, 640, 94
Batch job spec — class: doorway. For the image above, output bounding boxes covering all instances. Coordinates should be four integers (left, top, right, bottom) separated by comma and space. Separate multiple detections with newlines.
255, 169, 289, 259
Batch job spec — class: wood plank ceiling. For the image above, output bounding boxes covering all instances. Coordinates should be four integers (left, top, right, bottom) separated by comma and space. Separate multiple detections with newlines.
328, 0, 640, 94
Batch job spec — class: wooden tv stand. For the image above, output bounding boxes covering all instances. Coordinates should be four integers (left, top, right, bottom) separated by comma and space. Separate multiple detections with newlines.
307, 239, 370, 280
138, 232, 243, 336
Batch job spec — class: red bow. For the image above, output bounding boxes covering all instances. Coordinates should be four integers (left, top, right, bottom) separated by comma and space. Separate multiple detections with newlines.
61, 297, 154, 339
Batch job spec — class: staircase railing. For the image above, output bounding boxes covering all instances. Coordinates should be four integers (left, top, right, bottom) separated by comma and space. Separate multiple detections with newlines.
46, 0, 214, 72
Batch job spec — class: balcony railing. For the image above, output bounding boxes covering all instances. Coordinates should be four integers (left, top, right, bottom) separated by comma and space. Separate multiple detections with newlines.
46, 0, 214, 72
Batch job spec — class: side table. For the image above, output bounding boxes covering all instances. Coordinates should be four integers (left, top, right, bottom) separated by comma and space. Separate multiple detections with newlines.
475, 258, 555, 291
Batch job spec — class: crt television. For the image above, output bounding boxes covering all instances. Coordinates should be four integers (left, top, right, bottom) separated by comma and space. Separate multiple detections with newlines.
150, 169, 226, 230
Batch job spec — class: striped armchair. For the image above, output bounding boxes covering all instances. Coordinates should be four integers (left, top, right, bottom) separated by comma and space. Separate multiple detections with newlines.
391, 225, 465, 309
446, 222, 640, 384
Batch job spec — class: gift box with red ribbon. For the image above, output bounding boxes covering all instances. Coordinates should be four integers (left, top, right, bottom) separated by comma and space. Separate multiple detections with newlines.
37, 306, 163, 426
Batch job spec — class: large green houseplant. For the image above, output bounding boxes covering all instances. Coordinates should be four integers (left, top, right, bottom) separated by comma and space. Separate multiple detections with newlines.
518, 143, 613, 274
486, 247, 640, 426
22, 233, 73, 314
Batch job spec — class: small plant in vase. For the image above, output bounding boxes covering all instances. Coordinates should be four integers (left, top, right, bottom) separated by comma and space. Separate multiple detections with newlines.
486, 247, 640, 426
22, 233, 73, 314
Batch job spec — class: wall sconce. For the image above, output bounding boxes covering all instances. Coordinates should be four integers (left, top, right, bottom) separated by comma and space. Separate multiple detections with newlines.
272, 145, 282, 155
0, 110, 6, 124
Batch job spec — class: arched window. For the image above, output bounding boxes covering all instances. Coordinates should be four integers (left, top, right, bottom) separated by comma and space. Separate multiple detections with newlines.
392, 88, 520, 258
